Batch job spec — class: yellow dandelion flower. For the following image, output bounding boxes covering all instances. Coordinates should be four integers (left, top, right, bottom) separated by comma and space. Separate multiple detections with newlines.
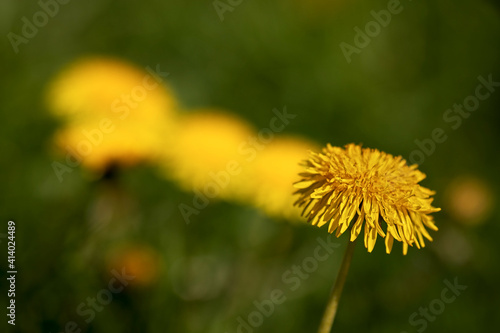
241, 136, 320, 220
294, 143, 440, 254
52, 119, 173, 171
47, 56, 176, 120
47, 56, 178, 172
161, 110, 254, 199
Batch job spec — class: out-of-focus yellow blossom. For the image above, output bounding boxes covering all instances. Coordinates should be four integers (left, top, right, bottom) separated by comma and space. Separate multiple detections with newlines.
446, 176, 493, 226
52, 118, 173, 172
241, 136, 320, 220
161, 110, 254, 199
47, 56, 178, 172
47, 57, 176, 120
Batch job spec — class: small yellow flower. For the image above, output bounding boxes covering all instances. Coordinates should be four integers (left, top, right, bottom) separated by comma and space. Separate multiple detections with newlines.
294, 143, 440, 254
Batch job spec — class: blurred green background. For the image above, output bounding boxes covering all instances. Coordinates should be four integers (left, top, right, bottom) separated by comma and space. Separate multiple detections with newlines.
1, 0, 499, 332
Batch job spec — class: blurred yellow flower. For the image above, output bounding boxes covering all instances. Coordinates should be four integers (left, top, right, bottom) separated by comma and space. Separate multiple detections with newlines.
47, 57, 176, 120
241, 136, 319, 220
160, 110, 254, 199
294, 143, 440, 254
47, 56, 178, 173
446, 176, 493, 226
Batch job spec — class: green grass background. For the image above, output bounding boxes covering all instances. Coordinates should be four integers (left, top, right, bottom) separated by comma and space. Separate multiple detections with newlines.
1, 0, 499, 332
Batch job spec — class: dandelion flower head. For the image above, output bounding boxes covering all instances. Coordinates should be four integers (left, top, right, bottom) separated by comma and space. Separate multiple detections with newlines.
47, 56, 176, 120
47, 56, 178, 171
294, 143, 440, 254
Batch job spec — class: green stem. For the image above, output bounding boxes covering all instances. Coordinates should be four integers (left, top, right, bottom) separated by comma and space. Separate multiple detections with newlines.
317, 237, 357, 333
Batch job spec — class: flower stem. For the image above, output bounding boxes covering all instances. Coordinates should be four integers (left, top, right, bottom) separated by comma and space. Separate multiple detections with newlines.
317, 237, 357, 333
